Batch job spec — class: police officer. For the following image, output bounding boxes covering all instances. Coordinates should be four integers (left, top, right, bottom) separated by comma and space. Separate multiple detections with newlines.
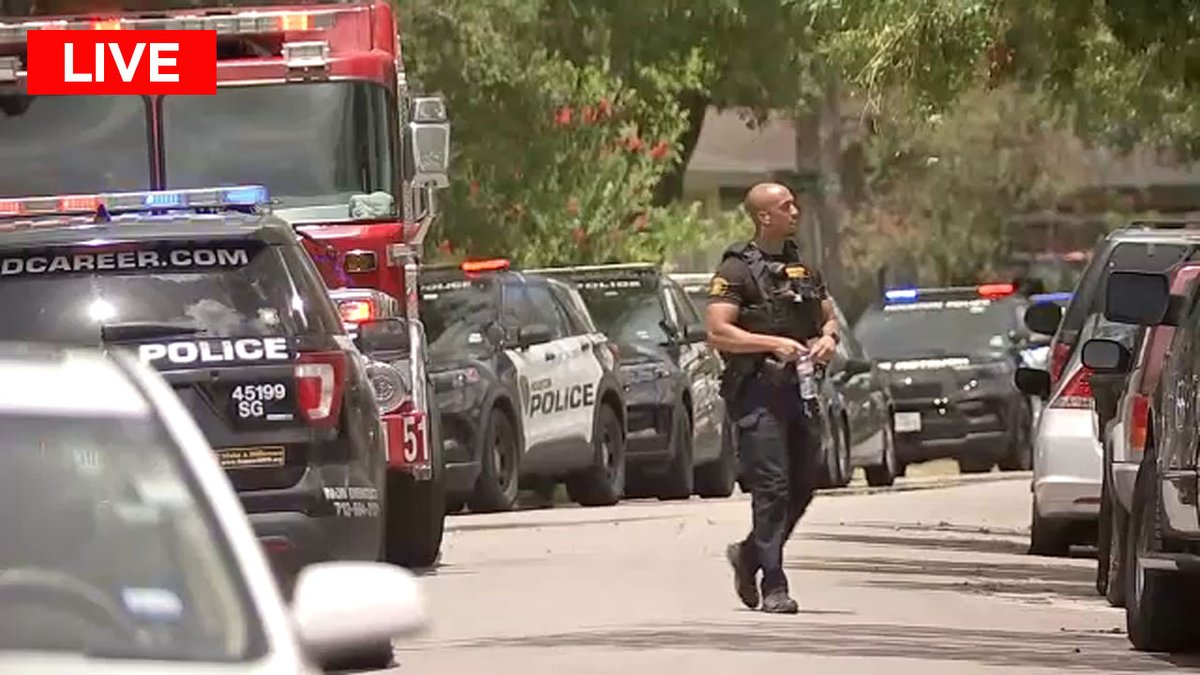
704, 182, 839, 614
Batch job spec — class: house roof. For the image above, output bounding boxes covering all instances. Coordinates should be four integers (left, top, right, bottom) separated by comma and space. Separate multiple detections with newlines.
686, 107, 796, 175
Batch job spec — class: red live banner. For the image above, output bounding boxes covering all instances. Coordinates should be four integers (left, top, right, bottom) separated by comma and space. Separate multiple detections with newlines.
26, 30, 216, 95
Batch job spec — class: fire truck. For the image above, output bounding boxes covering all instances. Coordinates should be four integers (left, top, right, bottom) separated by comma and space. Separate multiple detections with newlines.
0, 0, 451, 569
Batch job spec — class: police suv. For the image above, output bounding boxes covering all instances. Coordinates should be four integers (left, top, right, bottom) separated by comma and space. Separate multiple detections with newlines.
852, 284, 1035, 474
420, 259, 628, 512
0, 185, 392, 591
531, 263, 735, 500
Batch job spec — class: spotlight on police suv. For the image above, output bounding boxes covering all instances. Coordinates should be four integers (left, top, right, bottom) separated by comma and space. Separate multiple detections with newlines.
365, 360, 409, 414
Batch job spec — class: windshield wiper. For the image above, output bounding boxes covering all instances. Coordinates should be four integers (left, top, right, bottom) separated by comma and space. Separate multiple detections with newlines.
100, 321, 202, 342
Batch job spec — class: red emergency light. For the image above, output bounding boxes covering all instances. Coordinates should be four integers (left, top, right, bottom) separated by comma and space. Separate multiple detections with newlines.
461, 259, 510, 273
337, 298, 376, 324
977, 283, 1015, 299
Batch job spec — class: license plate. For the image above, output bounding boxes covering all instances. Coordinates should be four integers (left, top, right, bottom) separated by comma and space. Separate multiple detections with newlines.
894, 411, 922, 433
227, 382, 295, 426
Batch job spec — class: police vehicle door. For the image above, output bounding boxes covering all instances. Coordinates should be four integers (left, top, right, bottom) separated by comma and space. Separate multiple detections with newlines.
500, 278, 566, 450
526, 280, 601, 443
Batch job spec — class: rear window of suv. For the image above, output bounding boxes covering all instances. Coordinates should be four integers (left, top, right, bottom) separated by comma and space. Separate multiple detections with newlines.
1059, 239, 1192, 344
0, 237, 340, 344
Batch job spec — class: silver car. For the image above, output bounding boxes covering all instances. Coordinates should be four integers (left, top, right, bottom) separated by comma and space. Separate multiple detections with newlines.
0, 343, 427, 673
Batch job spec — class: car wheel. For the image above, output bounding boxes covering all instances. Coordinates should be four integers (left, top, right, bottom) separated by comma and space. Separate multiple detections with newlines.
567, 404, 626, 506
657, 402, 694, 500
865, 420, 898, 487
1124, 466, 1200, 651
998, 405, 1033, 471
1106, 494, 1129, 608
384, 409, 446, 569
468, 407, 521, 513
1029, 502, 1071, 557
694, 422, 737, 498
1096, 485, 1113, 596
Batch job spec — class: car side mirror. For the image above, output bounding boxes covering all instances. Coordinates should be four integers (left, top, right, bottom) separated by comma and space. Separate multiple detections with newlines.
1105, 270, 1178, 326
1014, 366, 1050, 399
683, 324, 707, 344
1023, 303, 1062, 336
291, 561, 427, 669
517, 323, 553, 348
356, 318, 410, 355
1081, 338, 1132, 374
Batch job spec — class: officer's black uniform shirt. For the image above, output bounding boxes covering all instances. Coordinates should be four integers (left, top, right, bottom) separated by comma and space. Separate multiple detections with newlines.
707, 244, 829, 343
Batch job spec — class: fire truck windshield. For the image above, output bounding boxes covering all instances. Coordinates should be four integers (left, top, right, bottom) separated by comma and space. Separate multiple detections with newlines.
0, 95, 152, 198
162, 81, 397, 219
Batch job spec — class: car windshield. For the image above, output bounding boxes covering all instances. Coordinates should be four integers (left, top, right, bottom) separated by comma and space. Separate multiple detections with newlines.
420, 278, 498, 358
854, 299, 1018, 360
0, 95, 152, 198
574, 280, 670, 347
0, 411, 260, 661
0, 240, 315, 344
161, 82, 397, 218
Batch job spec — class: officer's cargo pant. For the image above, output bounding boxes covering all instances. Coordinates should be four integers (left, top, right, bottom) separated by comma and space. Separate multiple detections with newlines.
731, 374, 820, 595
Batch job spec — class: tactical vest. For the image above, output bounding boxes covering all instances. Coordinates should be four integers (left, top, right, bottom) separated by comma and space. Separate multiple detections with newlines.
720, 240, 824, 397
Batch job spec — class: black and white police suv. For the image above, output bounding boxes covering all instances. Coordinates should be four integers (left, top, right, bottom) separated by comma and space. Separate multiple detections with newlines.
530, 263, 735, 500
419, 258, 628, 512
0, 185, 392, 592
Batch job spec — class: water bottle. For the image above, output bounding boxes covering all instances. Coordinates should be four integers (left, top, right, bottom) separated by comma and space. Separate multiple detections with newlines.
796, 353, 818, 400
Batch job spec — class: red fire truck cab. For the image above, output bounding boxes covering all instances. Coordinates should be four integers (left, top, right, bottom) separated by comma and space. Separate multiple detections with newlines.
0, 0, 451, 569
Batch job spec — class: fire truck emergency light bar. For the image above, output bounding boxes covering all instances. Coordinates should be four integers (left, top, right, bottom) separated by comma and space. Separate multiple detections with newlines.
0, 9, 336, 42
0, 185, 270, 218
884, 283, 1015, 304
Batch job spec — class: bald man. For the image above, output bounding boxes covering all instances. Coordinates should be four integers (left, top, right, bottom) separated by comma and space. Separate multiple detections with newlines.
704, 182, 839, 613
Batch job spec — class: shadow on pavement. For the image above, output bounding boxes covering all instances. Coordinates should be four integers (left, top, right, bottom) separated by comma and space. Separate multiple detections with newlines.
443, 621, 1200, 671
447, 513, 678, 533
803, 529, 1033, 556
789, 554, 1097, 601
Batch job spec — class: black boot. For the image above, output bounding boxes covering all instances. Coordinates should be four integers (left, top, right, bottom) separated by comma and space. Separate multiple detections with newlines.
726, 542, 759, 609
760, 589, 799, 614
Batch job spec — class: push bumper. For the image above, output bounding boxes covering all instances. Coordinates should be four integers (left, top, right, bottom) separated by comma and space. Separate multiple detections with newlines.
435, 406, 483, 500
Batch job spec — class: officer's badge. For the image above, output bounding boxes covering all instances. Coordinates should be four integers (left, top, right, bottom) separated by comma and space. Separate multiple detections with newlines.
708, 276, 729, 297
785, 265, 809, 279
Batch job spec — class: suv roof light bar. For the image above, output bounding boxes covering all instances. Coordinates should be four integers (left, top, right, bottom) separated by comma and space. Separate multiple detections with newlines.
0, 8, 339, 42
0, 185, 270, 220
884, 283, 1015, 304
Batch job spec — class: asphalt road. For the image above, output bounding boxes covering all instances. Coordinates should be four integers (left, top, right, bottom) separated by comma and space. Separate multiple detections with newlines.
384, 467, 1200, 674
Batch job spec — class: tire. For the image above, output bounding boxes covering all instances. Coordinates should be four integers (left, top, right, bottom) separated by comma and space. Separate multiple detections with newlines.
468, 406, 521, 513
566, 404, 626, 507
1097, 485, 1113, 596
1124, 466, 1200, 652
998, 406, 1033, 471
865, 420, 898, 487
384, 408, 446, 569
818, 415, 843, 488
1106, 495, 1129, 608
833, 419, 852, 487
695, 420, 737, 498
1029, 503, 1071, 557
657, 402, 694, 501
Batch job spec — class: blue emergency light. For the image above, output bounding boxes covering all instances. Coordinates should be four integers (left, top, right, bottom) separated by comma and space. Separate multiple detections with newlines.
1030, 291, 1073, 304
883, 287, 919, 302
0, 185, 270, 218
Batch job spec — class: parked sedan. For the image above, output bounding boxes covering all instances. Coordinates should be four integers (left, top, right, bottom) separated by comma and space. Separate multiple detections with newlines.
0, 343, 428, 673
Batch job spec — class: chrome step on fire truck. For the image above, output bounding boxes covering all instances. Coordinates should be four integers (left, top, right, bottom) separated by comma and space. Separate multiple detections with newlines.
0, 0, 452, 568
